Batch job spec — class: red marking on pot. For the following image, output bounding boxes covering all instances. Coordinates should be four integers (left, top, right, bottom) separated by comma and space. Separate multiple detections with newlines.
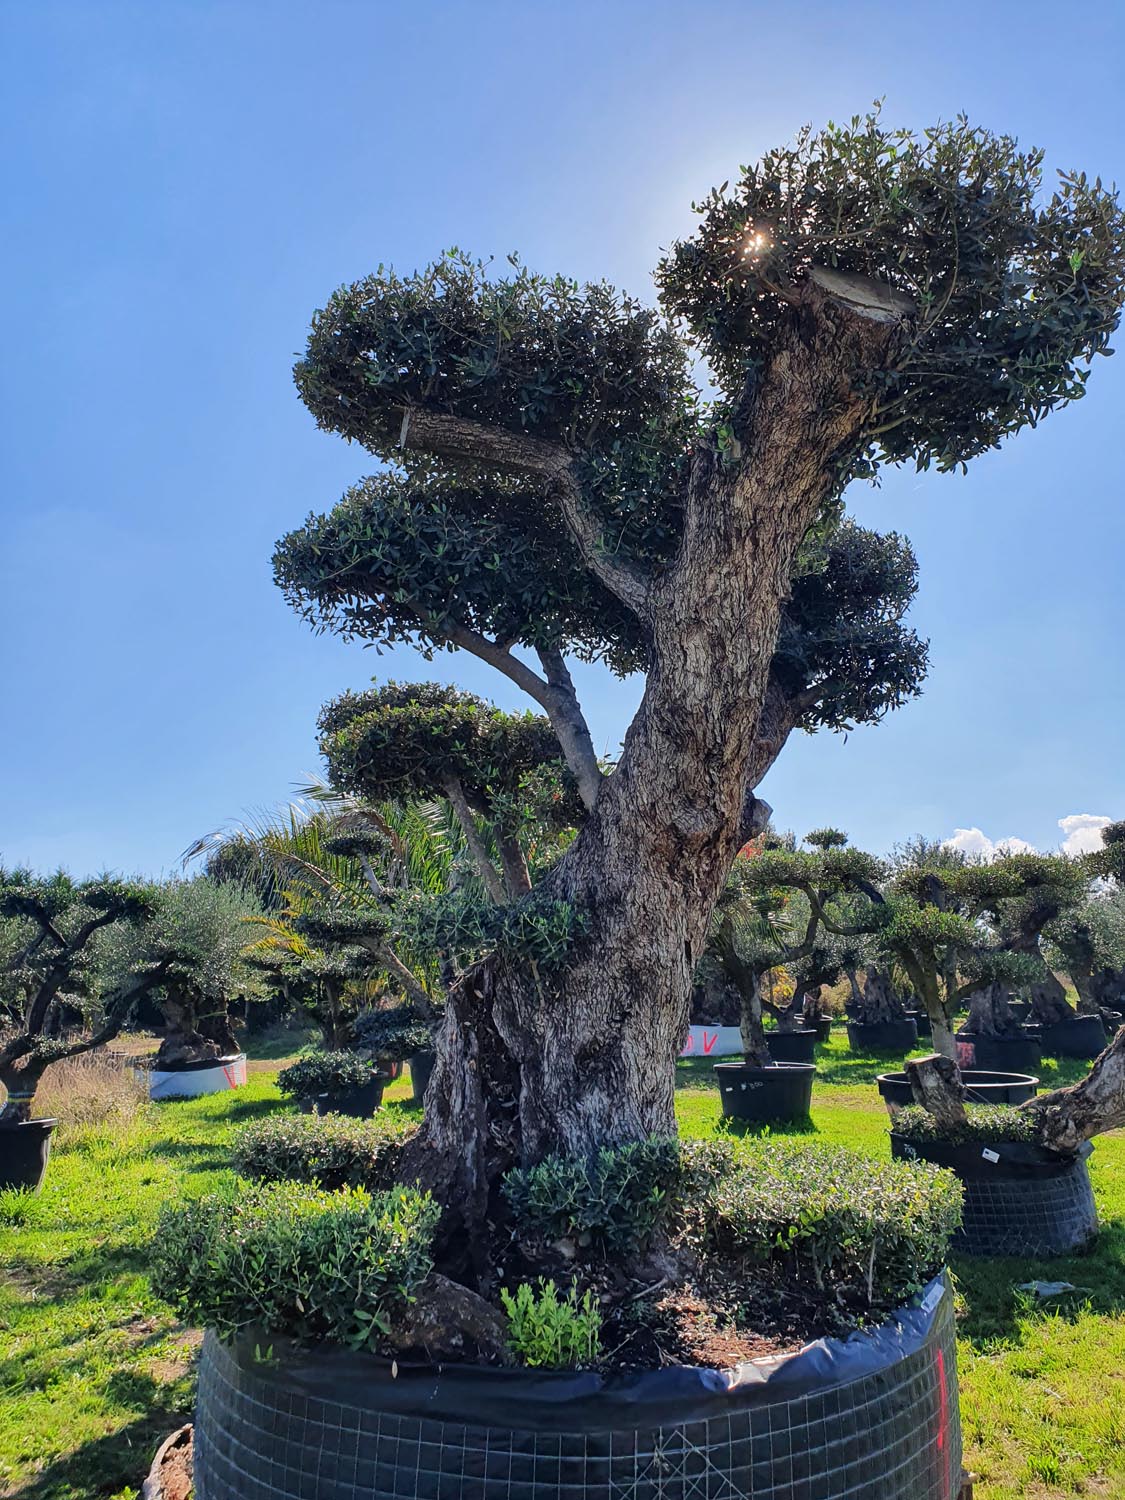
935, 1343, 950, 1487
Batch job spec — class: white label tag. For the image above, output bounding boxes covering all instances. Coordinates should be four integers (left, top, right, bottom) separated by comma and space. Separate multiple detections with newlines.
981, 1147, 1000, 1163
921, 1282, 944, 1314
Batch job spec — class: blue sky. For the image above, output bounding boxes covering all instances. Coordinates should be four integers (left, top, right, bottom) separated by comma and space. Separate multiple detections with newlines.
2, 0, 1122, 877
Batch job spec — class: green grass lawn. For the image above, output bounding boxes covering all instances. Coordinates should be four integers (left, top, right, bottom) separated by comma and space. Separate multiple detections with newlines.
1, 1037, 1122, 1499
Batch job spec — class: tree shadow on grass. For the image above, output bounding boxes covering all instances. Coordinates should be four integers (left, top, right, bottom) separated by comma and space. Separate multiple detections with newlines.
143, 1138, 232, 1173
712, 1115, 820, 1140
952, 1218, 1125, 1349
7, 1407, 190, 1500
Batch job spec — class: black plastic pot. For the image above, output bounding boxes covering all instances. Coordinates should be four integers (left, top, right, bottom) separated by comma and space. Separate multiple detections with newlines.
194, 1274, 962, 1500
904, 1009, 932, 1039
954, 1032, 1042, 1074
714, 1062, 815, 1122
0, 1118, 57, 1192
1008, 1000, 1032, 1024
1039, 1014, 1108, 1059
846, 1017, 918, 1054
813, 1016, 833, 1044
877, 1069, 1039, 1115
764, 1029, 817, 1064
313, 1076, 385, 1118
891, 1134, 1098, 1256
409, 1048, 436, 1107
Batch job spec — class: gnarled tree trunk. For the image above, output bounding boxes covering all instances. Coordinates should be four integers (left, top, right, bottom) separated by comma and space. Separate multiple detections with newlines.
858, 966, 906, 1024
402, 282, 907, 1250
1028, 970, 1075, 1027
960, 982, 1021, 1039
1024, 1022, 1125, 1152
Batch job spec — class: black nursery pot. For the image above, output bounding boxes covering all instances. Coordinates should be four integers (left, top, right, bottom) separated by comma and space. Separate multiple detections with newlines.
813, 1016, 833, 1044
193, 1274, 963, 1500
0, 1118, 57, 1193
846, 1017, 919, 1055
409, 1049, 436, 1107
764, 1029, 817, 1064
891, 1134, 1098, 1257
876, 1070, 1039, 1116
955, 1032, 1042, 1074
1039, 1014, 1108, 1060
904, 1009, 932, 1039
313, 1076, 386, 1119
714, 1062, 815, 1122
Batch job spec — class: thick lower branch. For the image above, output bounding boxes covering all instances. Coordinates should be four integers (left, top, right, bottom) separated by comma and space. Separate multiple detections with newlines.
1023, 1022, 1125, 1152
441, 775, 507, 905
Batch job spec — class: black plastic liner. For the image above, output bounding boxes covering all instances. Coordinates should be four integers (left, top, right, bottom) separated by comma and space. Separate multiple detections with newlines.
151, 1053, 244, 1074
713, 1061, 814, 1122
763, 1029, 817, 1064
877, 1070, 1039, 1114
847, 1018, 918, 1054
1039, 1014, 1108, 1059
892, 1137, 1098, 1256
0, 1119, 56, 1192
954, 1032, 1042, 1074
194, 1275, 962, 1499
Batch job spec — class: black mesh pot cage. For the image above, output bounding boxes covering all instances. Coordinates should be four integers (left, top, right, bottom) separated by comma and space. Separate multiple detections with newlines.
193, 1274, 962, 1500
892, 1137, 1098, 1257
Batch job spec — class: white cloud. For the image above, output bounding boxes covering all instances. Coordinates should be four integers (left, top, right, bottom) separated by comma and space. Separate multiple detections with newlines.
941, 814, 1113, 862
1058, 814, 1112, 857
943, 827, 1037, 861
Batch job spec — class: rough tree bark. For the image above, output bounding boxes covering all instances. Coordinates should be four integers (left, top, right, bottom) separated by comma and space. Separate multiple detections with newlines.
905, 1054, 967, 1129
1023, 1022, 1125, 1152
857, 967, 906, 1024
1028, 970, 1075, 1027
400, 278, 912, 1244
960, 982, 1022, 1039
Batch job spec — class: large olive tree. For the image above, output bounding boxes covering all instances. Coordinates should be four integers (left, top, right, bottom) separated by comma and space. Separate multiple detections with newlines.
276, 114, 1124, 1233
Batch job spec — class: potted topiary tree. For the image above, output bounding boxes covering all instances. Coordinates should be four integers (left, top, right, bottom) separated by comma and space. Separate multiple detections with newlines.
173, 112, 1124, 1497
846, 965, 919, 1054
0, 872, 170, 1189
353, 1004, 437, 1107
110, 878, 264, 1099
277, 1048, 387, 1117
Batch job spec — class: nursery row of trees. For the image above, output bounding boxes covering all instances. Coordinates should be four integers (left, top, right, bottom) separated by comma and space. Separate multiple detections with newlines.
697, 824, 1125, 1055
4, 683, 1125, 1139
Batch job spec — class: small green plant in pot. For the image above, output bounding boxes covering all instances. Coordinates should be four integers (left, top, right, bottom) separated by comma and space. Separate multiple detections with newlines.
277, 1049, 385, 1117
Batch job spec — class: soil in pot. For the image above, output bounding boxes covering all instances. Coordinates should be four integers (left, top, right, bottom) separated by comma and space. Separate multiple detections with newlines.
713, 1062, 815, 1123
0, 1118, 57, 1192
877, 1070, 1039, 1116
763, 1029, 817, 1064
193, 1274, 962, 1500
954, 1032, 1042, 1074
409, 1049, 435, 1107
1039, 1014, 1108, 1059
891, 1135, 1098, 1256
846, 1017, 918, 1055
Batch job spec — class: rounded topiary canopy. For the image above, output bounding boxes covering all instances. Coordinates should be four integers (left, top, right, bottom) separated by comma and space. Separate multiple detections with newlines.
317, 681, 577, 824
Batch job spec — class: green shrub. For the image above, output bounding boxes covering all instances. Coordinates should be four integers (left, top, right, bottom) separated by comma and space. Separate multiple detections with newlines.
502, 1136, 683, 1254
697, 1140, 961, 1317
893, 1103, 1038, 1147
353, 1006, 433, 1061
150, 1181, 438, 1349
276, 1049, 377, 1103
232, 1112, 416, 1191
500, 1279, 601, 1368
